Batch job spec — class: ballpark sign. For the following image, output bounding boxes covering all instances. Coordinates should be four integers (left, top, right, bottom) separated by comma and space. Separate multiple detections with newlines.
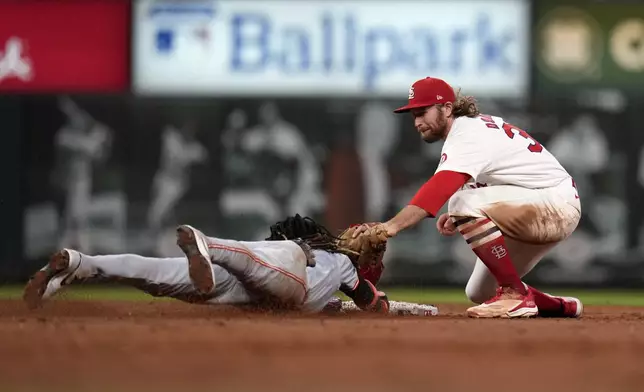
133, 0, 530, 98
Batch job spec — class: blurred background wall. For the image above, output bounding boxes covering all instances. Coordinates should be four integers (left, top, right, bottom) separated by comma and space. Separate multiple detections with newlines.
1, 0, 643, 287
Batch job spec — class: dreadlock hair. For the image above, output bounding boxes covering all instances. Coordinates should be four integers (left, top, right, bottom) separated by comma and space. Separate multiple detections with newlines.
266, 214, 343, 254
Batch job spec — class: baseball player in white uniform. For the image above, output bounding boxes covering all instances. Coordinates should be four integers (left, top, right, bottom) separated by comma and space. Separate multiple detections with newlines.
54, 97, 112, 253
147, 122, 208, 242
353, 77, 582, 318
23, 215, 437, 317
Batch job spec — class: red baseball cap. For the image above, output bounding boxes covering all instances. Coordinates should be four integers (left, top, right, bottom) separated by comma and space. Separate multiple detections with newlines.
393, 77, 456, 113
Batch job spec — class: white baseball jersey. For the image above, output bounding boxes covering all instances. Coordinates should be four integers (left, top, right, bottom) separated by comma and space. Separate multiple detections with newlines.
302, 250, 359, 313
436, 115, 571, 189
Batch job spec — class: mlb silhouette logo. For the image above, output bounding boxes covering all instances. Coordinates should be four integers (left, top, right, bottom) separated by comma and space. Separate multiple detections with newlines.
156, 29, 174, 53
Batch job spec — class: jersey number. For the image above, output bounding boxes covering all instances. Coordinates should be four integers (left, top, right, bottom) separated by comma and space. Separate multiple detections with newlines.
479, 115, 543, 153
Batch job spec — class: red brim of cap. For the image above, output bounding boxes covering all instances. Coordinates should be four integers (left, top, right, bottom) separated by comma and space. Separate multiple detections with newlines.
393, 101, 434, 113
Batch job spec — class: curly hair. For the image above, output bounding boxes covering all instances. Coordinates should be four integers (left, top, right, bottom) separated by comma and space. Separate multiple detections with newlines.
451, 90, 480, 118
266, 214, 343, 254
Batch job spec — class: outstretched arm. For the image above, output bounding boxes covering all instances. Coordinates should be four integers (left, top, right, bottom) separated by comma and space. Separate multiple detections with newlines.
384, 171, 470, 235
353, 171, 470, 238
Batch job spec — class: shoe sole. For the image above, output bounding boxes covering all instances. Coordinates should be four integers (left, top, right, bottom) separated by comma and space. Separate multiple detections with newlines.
507, 306, 539, 318
467, 306, 539, 319
23, 250, 70, 310
176, 225, 215, 294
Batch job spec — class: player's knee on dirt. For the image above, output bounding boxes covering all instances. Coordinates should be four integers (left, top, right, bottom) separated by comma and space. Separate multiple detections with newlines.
465, 280, 496, 305
465, 286, 487, 305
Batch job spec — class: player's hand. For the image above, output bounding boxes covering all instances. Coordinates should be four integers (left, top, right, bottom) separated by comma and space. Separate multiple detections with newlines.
350, 222, 381, 238
321, 297, 343, 313
368, 291, 390, 314
436, 213, 457, 236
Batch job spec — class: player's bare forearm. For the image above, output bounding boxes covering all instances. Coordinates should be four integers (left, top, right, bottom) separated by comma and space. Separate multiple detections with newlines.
383, 205, 429, 236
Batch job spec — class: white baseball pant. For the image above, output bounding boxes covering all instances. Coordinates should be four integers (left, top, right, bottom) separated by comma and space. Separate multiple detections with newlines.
202, 237, 309, 307
72, 253, 252, 304
448, 178, 581, 303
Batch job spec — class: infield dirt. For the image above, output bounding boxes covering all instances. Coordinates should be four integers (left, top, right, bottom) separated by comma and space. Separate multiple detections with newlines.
1, 299, 643, 392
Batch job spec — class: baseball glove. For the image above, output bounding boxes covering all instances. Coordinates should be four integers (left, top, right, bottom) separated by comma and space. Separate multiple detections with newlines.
335, 223, 390, 267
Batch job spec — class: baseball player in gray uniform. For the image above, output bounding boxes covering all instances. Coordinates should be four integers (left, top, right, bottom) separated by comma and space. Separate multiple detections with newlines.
23, 215, 438, 316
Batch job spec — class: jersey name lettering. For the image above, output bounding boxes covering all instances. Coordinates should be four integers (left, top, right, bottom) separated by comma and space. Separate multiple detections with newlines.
478, 115, 543, 153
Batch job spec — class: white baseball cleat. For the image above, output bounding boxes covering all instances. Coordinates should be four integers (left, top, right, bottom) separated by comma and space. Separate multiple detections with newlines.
23, 248, 82, 310
467, 286, 539, 318
176, 225, 216, 294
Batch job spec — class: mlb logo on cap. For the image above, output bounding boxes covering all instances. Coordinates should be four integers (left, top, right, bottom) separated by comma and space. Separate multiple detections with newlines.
394, 77, 456, 113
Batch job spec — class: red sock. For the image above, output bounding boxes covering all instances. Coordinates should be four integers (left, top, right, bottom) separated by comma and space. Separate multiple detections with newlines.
526, 285, 563, 313
454, 216, 526, 294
